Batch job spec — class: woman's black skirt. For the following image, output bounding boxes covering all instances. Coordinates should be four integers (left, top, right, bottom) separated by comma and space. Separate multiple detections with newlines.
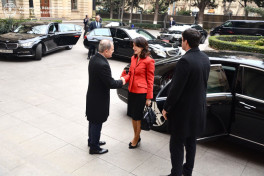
127, 92, 146, 121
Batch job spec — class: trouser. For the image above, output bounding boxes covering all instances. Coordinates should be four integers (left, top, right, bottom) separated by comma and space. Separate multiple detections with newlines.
88, 45, 95, 57
169, 134, 196, 176
88, 122, 102, 150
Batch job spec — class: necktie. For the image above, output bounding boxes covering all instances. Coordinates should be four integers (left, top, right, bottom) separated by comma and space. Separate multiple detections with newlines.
96, 22, 98, 28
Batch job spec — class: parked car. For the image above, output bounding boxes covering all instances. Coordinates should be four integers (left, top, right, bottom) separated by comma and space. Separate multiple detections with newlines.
210, 20, 264, 36
0, 22, 82, 60
158, 24, 208, 46
83, 27, 181, 61
117, 50, 264, 146
104, 21, 127, 27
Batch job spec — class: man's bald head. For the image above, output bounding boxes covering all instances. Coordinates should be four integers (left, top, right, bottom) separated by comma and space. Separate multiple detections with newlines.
95, 15, 100, 22
98, 39, 114, 58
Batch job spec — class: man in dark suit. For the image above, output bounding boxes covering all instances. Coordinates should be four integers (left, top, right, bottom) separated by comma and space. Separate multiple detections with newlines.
162, 28, 210, 176
87, 15, 102, 59
170, 17, 176, 27
83, 15, 89, 38
86, 39, 125, 154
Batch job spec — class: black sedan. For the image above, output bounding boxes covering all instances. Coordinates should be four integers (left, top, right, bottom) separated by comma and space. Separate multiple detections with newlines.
83, 27, 181, 61
158, 24, 208, 46
117, 50, 264, 147
0, 22, 82, 60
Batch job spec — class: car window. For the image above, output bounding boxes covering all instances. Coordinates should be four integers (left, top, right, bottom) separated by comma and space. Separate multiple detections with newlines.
89, 28, 111, 36
207, 67, 229, 93
124, 29, 156, 40
14, 24, 48, 35
48, 24, 57, 33
110, 28, 116, 37
59, 24, 76, 32
235, 22, 250, 28
242, 67, 264, 100
222, 65, 236, 89
116, 29, 129, 39
223, 21, 233, 27
256, 22, 264, 28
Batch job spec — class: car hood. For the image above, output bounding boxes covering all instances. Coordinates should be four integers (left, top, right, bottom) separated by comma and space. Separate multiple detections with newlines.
0, 32, 42, 42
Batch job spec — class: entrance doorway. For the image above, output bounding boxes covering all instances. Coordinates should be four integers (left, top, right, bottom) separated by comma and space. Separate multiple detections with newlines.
40, 0, 50, 17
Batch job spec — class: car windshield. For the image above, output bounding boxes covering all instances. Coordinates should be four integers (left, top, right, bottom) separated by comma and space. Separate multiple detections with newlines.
14, 24, 48, 35
124, 29, 156, 41
89, 28, 111, 36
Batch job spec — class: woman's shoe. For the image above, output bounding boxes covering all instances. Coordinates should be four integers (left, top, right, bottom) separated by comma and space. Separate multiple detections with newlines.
129, 138, 141, 149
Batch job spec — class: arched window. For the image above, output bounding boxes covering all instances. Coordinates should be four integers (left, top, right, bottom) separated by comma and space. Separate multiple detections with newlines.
71, 0, 77, 10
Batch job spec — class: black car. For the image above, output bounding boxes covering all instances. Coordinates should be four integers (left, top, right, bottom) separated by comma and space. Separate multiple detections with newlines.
83, 27, 181, 60
210, 20, 264, 36
0, 22, 82, 60
158, 24, 208, 46
117, 50, 264, 147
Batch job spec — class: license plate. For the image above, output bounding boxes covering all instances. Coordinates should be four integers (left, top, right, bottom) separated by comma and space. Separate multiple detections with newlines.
0, 49, 13, 53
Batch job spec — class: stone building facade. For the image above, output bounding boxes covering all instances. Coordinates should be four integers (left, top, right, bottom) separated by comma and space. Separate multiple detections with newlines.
0, 0, 93, 20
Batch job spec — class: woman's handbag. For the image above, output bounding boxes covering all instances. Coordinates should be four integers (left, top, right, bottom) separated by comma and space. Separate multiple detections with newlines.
141, 106, 156, 131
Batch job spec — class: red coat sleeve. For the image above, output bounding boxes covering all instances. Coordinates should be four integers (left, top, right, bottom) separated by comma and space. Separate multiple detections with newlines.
146, 58, 155, 99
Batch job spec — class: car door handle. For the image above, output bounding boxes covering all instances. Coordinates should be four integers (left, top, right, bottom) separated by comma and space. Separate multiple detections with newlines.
239, 101, 256, 109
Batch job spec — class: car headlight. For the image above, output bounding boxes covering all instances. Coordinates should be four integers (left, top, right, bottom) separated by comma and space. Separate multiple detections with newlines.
153, 49, 166, 58
19, 42, 34, 47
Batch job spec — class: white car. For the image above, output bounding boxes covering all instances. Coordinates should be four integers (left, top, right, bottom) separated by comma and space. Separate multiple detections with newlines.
104, 22, 126, 27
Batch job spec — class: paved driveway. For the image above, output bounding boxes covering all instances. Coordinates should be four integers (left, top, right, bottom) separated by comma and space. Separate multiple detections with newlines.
0, 32, 263, 176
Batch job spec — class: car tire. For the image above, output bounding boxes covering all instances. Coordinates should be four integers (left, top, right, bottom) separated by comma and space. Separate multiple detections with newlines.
65, 45, 73, 50
34, 44, 42, 61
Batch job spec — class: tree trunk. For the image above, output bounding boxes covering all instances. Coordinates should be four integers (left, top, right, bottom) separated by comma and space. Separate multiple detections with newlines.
121, 0, 125, 23
153, 0, 159, 24
109, 0, 113, 19
223, 0, 227, 15
129, 0, 134, 24
198, 3, 206, 25
244, 0, 248, 19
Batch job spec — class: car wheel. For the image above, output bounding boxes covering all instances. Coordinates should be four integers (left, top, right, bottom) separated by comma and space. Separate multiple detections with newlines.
34, 44, 42, 60
151, 102, 168, 133
65, 45, 73, 50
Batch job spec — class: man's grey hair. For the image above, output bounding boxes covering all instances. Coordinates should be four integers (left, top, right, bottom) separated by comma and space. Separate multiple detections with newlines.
98, 39, 113, 53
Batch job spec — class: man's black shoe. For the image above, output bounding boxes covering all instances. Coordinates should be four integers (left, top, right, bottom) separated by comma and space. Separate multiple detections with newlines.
89, 148, 108, 155
88, 141, 106, 147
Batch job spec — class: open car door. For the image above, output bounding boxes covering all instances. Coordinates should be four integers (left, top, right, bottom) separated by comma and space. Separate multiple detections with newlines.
153, 64, 232, 139
57, 24, 82, 46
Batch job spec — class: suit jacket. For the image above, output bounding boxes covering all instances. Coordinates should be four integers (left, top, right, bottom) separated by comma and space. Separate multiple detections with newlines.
88, 21, 102, 32
86, 53, 123, 123
170, 20, 176, 27
163, 47, 210, 138
122, 56, 155, 99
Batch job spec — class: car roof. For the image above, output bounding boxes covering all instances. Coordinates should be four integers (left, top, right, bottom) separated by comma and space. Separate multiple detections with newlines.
21, 21, 51, 25
227, 20, 264, 23
156, 50, 264, 70
205, 50, 264, 69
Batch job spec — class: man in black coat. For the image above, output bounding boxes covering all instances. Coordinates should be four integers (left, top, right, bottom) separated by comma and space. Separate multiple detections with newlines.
170, 17, 176, 27
162, 28, 210, 176
83, 15, 89, 38
87, 15, 102, 59
86, 39, 125, 154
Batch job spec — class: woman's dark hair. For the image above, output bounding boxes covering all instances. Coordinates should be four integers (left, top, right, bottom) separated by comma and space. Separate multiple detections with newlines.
182, 28, 201, 48
133, 37, 150, 59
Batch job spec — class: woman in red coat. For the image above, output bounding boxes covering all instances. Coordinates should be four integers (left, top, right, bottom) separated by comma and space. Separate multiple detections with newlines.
121, 37, 155, 149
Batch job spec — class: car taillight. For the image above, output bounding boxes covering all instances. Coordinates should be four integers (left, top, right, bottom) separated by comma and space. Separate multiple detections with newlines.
74, 36, 80, 38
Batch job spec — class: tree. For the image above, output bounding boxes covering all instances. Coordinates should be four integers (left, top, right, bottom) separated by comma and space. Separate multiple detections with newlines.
254, 0, 264, 7
238, 0, 253, 18
192, 0, 217, 24
120, 0, 125, 23
129, 0, 134, 24
245, 6, 264, 17
223, 0, 235, 15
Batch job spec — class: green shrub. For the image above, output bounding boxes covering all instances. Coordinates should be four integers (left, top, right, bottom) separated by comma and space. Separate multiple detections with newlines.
209, 35, 264, 54
255, 38, 264, 46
